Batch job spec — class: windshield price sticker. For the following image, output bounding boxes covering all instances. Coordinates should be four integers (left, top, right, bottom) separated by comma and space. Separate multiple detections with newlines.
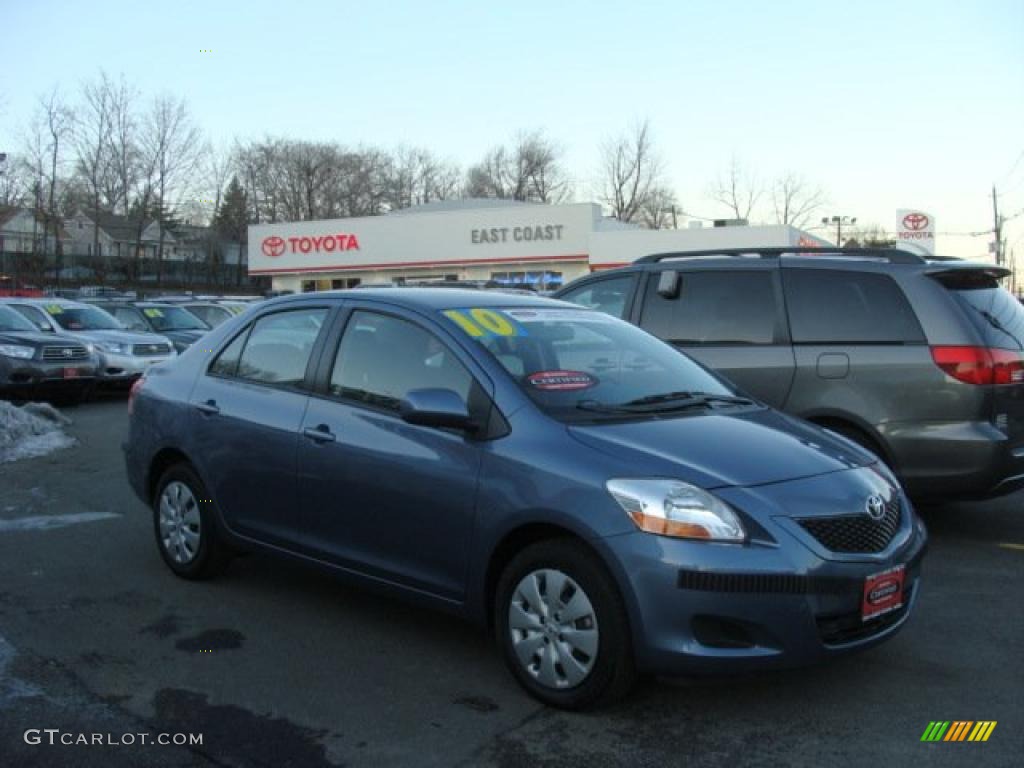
527, 370, 598, 391
444, 308, 527, 338
504, 308, 617, 324
143, 308, 164, 318
45, 304, 63, 315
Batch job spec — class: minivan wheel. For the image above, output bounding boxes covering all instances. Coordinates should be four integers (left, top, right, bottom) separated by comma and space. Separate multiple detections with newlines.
495, 539, 636, 709
153, 464, 229, 580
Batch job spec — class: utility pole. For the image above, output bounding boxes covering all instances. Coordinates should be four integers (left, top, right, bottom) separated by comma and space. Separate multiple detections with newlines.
992, 185, 1004, 266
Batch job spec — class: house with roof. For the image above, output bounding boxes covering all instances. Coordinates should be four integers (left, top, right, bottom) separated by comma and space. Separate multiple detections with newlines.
0, 206, 71, 256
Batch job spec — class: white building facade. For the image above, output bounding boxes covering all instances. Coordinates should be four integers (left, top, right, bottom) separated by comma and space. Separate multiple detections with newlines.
248, 201, 830, 293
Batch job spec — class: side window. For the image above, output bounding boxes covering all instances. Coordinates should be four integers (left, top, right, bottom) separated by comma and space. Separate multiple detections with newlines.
639, 271, 778, 345
559, 276, 634, 319
11, 305, 51, 331
330, 311, 473, 411
783, 269, 925, 344
209, 330, 248, 377
233, 308, 327, 386
114, 307, 147, 331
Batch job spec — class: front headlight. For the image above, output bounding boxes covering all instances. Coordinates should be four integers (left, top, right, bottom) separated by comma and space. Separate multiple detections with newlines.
0, 344, 35, 360
96, 342, 128, 355
606, 478, 746, 542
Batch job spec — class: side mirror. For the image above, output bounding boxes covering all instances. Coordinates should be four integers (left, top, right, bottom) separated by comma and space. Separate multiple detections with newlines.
399, 388, 477, 432
657, 270, 681, 299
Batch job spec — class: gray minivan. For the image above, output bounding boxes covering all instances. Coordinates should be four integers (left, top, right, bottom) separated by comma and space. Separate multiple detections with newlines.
555, 247, 1024, 500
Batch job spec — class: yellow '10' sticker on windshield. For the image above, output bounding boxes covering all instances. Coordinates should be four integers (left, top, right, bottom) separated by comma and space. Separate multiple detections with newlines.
444, 309, 525, 338
45, 304, 63, 314
143, 308, 164, 318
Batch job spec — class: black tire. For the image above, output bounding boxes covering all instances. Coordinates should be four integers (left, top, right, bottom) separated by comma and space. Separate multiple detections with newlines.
152, 463, 230, 580
494, 538, 636, 710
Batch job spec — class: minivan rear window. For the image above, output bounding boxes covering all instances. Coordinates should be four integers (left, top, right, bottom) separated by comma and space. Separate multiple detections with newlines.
939, 275, 1024, 351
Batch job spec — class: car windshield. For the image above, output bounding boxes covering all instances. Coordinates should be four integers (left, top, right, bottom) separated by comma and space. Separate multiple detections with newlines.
440, 306, 742, 422
140, 306, 209, 331
47, 305, 123, 331
0, 305, 39, 332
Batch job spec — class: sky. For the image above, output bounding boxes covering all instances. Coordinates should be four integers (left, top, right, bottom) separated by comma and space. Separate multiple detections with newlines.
1, 0, 1022, 260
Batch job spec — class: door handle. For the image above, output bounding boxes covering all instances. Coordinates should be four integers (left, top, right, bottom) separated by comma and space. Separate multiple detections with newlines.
303, 425, 336, 443
195, 399, 220, 415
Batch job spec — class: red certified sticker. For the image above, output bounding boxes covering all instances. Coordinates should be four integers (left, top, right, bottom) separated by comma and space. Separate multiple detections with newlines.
63, 367, 80, 379
861, 565, 905, 621
527, 370, 597, 391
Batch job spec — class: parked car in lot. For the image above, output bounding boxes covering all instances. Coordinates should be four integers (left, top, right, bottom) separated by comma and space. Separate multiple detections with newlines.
125, 289, 926, 709
0, 304, 98, 401
90, 301, 210, 352
0, 298, 176, 385
555, 247, 1024, 500
172, 302, 236, 328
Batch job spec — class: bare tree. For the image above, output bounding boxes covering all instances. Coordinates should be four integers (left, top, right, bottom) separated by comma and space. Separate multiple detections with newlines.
467, 130, 570, 203
26, 90, 74, 282
599, 120, 664, 223
709, 156, 762, 221
140, 94, 204, 284
639, 186, 680, 230
105, 76, 140, 215
73, 72, 116, 261
771, 172, 826, 228
0, 154, 29, 206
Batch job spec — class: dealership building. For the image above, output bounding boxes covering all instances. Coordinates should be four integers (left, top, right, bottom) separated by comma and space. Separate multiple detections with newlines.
247, 200, 830, 292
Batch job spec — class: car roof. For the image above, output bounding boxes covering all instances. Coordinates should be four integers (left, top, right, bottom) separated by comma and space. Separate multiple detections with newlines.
0, 297, 94, 309
270, 287, 576, 312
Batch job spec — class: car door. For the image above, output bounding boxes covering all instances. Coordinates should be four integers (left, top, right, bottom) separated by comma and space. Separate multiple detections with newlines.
188, 303, 333, 548
296, 305, 487, 600
634, 266, 796, 408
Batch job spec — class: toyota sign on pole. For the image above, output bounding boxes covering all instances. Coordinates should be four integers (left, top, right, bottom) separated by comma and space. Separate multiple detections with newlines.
896, 210, 936, 255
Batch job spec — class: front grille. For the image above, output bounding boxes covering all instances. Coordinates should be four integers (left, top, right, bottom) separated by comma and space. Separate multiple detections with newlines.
41, 344, 89, 362
798, 496, 902, 553
132, 343, 172, 356
677, 570, 857, 595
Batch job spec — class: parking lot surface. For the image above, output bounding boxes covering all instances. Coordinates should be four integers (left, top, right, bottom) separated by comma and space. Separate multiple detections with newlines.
0, 399, 1021, 767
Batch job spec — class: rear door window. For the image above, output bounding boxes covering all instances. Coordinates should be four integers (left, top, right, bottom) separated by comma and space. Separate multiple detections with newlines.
783, 269, 925, 344
939, 274, 1024, 351
558, 275, 635, 319
639, 270, 779, 345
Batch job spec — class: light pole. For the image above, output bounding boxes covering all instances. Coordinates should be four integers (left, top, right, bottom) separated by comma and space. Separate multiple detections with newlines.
821, 215, 857, 247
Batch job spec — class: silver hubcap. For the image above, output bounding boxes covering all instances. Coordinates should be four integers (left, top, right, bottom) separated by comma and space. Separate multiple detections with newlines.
508, 568, 599, 690
158, 481, 201, 564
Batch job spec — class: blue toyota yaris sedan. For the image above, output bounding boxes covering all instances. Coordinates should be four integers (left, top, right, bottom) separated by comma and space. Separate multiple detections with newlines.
124, 289, 927, 709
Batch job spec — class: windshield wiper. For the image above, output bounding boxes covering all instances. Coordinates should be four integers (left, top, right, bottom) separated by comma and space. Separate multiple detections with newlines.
622, 391, 754, 408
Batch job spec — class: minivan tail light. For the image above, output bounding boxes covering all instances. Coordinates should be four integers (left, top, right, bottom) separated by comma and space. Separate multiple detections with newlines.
930, 346, 1024, 386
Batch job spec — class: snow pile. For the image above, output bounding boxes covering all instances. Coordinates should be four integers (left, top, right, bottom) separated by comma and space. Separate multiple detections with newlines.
0, 401, 76, 463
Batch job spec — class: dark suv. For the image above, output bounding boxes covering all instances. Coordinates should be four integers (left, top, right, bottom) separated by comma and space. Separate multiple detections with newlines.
555, 247, 1024, 500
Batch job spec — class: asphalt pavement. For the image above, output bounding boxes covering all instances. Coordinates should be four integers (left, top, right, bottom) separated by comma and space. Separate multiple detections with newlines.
0, 399, 1021, 767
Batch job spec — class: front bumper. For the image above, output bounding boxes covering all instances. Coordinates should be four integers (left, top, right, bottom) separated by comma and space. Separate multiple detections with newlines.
0, 357, 97, 394
599, 486, 927, 676
882, 419, 1024, 499
95, 351, 174, 381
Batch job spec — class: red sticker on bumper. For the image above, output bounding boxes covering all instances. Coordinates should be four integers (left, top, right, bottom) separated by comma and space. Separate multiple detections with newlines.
527, 370, 597, 391
862, 564, 905, 621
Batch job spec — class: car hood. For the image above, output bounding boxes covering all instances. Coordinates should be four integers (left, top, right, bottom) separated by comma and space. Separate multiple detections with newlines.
567, 407, 873, 489
0, 330, 72, 347
69, 329, 173, 346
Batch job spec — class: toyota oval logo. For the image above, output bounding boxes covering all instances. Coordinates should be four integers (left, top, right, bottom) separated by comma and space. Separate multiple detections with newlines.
902, 212, 929, 231
865, 495, 886, 521
261, 236, 286, 258
62, 348, 73, 357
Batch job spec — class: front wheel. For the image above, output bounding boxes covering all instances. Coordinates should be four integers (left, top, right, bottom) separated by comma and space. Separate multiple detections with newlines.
494, 539, 636, 709
153, 464, 229, 579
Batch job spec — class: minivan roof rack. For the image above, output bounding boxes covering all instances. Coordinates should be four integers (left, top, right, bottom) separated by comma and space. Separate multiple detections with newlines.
634, 246, 932, 265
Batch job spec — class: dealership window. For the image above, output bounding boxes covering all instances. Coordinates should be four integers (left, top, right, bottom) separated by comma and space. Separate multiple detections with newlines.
559, 275, 634, 319
220, 308, 328, 386
639, 271, 778, 345
302, 280, 317, 293
783, 269, 925, 344
330, 311, 473, 411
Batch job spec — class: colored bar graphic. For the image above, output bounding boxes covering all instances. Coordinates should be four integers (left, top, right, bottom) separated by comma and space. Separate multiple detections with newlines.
921, 721, 996, 742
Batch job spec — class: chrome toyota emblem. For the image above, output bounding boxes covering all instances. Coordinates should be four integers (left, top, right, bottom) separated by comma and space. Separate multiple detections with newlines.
62, 348, 73, 357
865, 495, 886, 521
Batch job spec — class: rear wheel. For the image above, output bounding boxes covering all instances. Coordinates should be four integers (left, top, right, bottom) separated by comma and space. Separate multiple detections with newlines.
495, 538, 636, 709
153, 464, 229, 579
